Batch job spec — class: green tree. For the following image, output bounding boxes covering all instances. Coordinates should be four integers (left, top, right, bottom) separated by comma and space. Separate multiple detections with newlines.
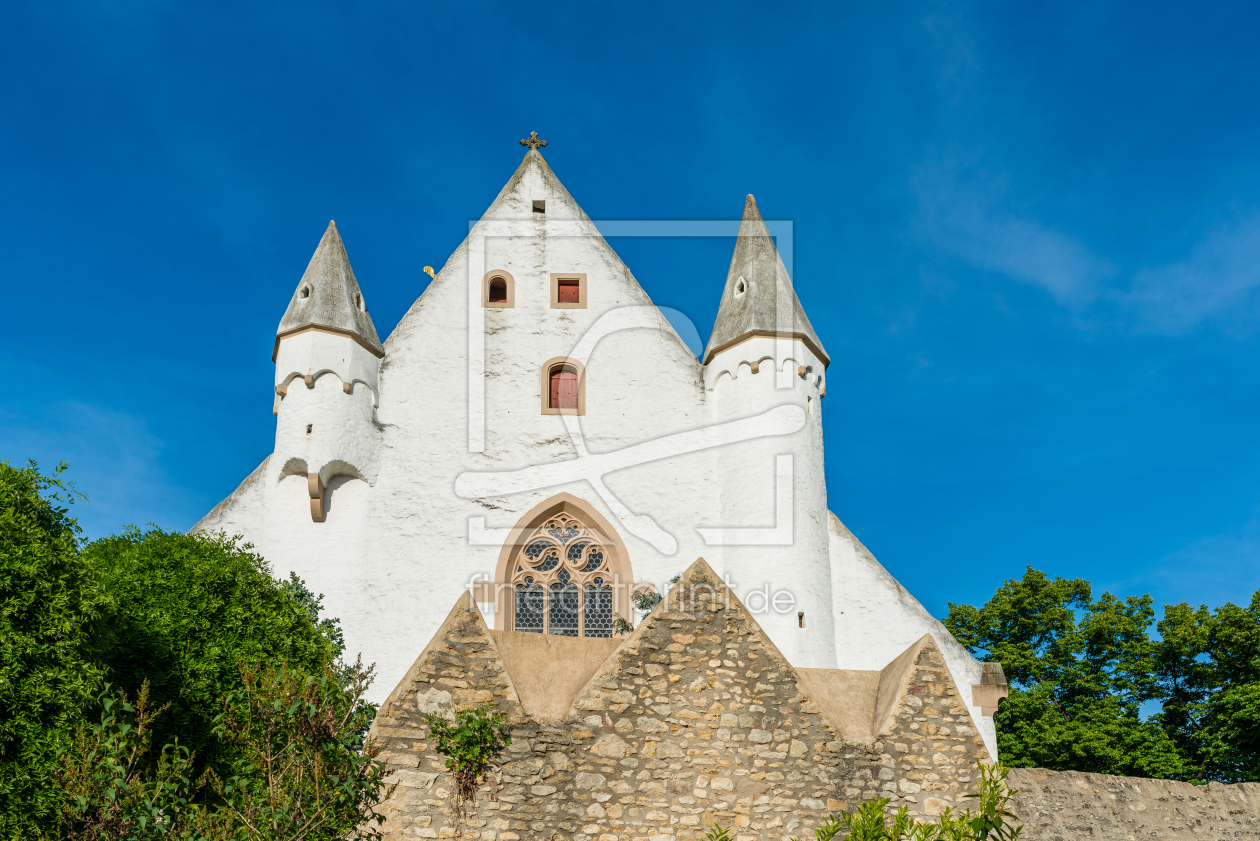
82, 528, 343, 782
0, 461, 105, 837
1155, 592, 1260, 782
945, 567, 1189, 778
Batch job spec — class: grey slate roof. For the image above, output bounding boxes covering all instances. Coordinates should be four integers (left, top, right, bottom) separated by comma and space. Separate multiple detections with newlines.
703, 195, 827, 365
274, 221, 384, 359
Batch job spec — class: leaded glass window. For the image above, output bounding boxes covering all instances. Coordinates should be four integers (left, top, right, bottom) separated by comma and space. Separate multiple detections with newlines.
509, 511, 617, 637
514, 580, 544, 633
584, 580, 613, 638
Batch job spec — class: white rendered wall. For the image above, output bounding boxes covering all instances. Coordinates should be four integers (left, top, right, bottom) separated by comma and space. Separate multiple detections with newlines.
828, 513, 997, 758
702, 335, 836, 669
273, 365, 381, 486
195, 150, 990, 756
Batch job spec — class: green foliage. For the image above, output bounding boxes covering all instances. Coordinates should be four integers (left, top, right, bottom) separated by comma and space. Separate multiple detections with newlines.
702, 825, 732, 841
612, 614, 634, 636
1154, 590, 1260, 781
931, 763, 1023, 841
945, 567, 1190, 778
422, 703, 511, 816
82, 528, 343, 780
632, 588, 663, 612
49, 682, 200, 841
208, 659, 392, 841
0, 461, 104, 837
780, 765, 1023, 841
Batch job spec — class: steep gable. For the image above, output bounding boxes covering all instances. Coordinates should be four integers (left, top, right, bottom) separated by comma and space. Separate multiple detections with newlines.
383, 149, 696, 365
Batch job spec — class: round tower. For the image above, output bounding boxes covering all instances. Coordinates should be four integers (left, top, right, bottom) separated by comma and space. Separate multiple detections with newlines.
272, 221, 384, 521
701, 195, 835, 669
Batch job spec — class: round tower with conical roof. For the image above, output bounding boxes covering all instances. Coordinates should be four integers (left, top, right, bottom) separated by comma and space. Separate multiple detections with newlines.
701, 195, 835, 668
272, 221, 385, 522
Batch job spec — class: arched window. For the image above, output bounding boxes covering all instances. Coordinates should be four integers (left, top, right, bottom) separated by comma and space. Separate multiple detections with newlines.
478, 494, 635, 635
540, 357, 585, 415
509, 510, 619, 636
550, 365, 577, 409
482, 270, 515, 308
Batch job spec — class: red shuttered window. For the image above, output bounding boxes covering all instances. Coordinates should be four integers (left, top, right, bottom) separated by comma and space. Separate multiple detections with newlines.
557, 280, 580, 304
549, 366, 579, 409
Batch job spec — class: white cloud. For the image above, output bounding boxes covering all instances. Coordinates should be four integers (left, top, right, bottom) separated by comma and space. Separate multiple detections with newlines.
1126, 216, 1260, 334
914, 163, 1114, 307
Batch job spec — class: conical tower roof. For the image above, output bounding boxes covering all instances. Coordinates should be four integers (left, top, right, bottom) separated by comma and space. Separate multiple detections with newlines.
274, 221, 384, 360
703, 195, 827, 366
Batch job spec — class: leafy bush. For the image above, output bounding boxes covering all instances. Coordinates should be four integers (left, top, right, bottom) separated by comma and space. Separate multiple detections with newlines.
0, 461, 104, 837
50, 682, 200, 841
208, 658, 392, 841
422, 703, 511, 816
705, 765, 1023, 841
83, 529, 343, 781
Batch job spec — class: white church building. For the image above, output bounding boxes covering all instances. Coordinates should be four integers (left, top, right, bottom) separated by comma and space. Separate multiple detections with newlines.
194, 142, 1003, 756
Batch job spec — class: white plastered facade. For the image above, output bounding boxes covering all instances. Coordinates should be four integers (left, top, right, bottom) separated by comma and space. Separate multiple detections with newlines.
194, 150, 998, 757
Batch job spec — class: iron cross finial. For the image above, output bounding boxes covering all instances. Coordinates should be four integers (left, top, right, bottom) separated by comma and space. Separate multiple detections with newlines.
520, 131, 548, 151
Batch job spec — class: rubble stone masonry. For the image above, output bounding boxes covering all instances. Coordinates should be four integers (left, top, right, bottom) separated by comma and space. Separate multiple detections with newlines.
1009, 768, 1260, 840
369, 560, 993, 841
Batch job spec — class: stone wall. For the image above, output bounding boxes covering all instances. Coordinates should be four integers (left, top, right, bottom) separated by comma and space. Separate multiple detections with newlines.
1009, 768, 1260, 841
369, 560, 992, 841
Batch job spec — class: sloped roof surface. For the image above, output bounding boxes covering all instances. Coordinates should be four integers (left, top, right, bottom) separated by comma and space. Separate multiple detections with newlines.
276, 220, 383, 354
704, 195, 826, 364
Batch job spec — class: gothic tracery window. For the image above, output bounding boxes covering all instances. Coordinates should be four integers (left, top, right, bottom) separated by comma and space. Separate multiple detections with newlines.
511, 512, 614, 637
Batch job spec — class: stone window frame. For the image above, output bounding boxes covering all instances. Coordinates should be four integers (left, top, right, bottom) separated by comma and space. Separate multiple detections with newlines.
540, 357, 586, 415
481, 493, 635, 634
549, 272, 587, 309
482, 269, 515, 308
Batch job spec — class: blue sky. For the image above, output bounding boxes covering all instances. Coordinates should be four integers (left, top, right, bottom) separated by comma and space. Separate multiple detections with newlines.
3, 1, 1259, 621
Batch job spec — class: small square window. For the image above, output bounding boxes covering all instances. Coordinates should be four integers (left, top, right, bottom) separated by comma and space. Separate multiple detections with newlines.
550, 273, 587, 309
533, 200, 546, 214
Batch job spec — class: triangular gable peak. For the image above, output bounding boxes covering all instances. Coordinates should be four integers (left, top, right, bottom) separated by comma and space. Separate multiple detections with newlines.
370, 562, 994, 837
568, 556, 803, 713
370, 592, 527, 759
383, 149, 696, 362
561, 558, 853, 821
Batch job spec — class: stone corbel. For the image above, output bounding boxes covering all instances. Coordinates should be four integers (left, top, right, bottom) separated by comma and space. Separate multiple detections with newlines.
972, 661, 1009, 716
308, 472, 324, 522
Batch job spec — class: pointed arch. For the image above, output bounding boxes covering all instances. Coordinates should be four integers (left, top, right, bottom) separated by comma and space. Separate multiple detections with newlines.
487, 493, 633, 635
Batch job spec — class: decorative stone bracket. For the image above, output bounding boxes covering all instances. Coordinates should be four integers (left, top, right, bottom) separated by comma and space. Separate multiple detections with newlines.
972, 661, 1009, 716
308, 472, 324, 522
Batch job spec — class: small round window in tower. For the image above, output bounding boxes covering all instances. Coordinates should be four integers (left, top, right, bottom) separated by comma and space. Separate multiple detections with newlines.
299, 284, 312, 299
734, 276, 746, 298
353, 292, 365, 311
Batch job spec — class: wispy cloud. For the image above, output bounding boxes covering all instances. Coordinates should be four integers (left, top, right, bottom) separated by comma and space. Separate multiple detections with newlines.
915, 161, 1260, 335
1101, 505, 1260, 610
1126, 216, 1260, 334
0, 393, 198, 540
914, 161, 1115, 307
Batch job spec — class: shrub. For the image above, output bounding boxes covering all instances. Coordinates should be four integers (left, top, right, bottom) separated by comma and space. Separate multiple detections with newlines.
422, 703, 511, 817
0, 461, 104, 837
83, 529, 342, 781
208, 658, 392, 841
